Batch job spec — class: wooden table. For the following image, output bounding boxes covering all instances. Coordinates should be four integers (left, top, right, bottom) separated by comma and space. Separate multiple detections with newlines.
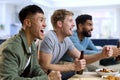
68, 72, 105, 80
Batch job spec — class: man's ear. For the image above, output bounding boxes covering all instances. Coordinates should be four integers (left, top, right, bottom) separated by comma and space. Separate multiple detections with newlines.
23, 19, 31, 27
78, 24, 83, 31
57, 21, 62, 28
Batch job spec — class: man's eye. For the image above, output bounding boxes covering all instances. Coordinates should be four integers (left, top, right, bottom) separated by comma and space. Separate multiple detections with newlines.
40, 19, 43, 22
88, 23, 92, 26
40, 19, 45, 22
69, 20, 72, 22
90, 24, 93, 26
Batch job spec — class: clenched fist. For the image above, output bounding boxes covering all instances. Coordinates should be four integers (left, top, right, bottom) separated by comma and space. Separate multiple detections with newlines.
73, 58, 86, 71
101, 46, 113, 58
48, 71, 61, 80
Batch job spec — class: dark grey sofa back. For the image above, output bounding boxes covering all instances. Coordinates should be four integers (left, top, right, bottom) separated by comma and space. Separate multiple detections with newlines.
0, 39, 6, 44
91, 39, 119, 46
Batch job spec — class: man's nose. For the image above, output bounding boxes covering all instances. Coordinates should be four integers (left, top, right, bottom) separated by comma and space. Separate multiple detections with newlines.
43, 22, 47, 27
72, 22, 75, 27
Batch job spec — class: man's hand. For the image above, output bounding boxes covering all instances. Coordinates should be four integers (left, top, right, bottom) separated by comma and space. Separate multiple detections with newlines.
112, 46, 120, 57
101, 46, 113, 58
48, 71, 61, 80
73, 58, 86, 71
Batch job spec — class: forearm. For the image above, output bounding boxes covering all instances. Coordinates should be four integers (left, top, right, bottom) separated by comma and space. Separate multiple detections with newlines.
84, 52, 104, 64
32, 65, 48, 76
44, 63, 75, 72
84, 50, 100, 54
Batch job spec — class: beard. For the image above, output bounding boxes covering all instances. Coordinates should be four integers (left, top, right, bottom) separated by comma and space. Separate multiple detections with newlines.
82, 30, 91, 37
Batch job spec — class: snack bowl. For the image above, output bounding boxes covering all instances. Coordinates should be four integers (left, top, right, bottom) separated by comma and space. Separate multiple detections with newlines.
96, 68, 119, 76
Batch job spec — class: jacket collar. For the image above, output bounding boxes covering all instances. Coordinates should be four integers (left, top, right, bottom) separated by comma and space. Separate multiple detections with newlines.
19, 29, 36, 55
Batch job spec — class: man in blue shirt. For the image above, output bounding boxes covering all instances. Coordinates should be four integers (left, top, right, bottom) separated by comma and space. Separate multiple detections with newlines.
70, 14, 100, 54
72, 14, 118, 66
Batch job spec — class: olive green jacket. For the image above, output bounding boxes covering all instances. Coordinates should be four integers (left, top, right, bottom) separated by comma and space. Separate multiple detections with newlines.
0, 29, 48, 80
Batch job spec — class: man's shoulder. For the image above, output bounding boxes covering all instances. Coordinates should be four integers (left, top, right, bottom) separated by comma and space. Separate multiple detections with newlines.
84, 37, 92, 41
41, 30, 57, 45
84, 37, 90, 40
44, 30, 57, 41
0, 36, 23, 58
45, 30, 54, 37
2, 35, 22, 51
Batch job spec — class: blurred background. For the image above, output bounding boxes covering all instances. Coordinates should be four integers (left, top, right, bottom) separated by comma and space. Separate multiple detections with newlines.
0, 0, 120, 39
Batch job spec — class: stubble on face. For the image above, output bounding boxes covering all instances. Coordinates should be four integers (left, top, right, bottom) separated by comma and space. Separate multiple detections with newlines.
82, 20, 93, 37
62, 15, 75, 37
29, 13, 46, 40
82, 28, 92, 37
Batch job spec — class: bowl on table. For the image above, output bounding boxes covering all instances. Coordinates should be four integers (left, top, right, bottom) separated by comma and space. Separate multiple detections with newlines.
96, 68, 119, 76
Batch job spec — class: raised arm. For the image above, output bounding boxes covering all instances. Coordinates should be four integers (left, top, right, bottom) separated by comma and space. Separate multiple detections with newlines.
69, 46, 120, 65
84, 46, 113, 64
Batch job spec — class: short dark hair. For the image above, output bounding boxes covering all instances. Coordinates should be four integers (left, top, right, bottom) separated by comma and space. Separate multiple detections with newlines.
75, 14, 92, 28
19, 5, 44, 25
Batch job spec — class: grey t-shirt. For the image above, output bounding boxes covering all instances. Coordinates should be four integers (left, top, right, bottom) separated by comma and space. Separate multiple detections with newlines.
40, 30, 75, 63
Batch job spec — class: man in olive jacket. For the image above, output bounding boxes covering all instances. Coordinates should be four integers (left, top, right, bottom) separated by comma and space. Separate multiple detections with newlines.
0, 5, 61, 80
